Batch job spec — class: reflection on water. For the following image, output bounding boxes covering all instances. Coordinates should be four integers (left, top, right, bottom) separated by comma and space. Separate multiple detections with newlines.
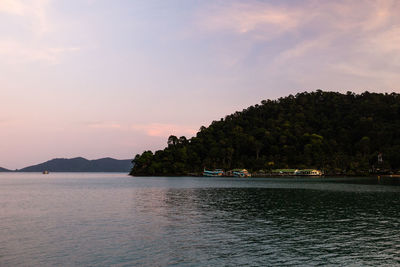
0, 173, 399, 266
161, 187, 400, 266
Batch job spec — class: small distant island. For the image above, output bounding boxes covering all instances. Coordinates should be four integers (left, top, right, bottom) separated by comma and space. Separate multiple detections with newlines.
1, 157, 133, 172
0, 167, 10, 172
131, 91, 400, 176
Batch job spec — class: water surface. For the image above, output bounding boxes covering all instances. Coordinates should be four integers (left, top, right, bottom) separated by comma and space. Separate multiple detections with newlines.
1, 173, 399, 266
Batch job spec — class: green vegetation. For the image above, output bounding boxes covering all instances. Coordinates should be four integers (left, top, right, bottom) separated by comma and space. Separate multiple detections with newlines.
130, 91, 400, 176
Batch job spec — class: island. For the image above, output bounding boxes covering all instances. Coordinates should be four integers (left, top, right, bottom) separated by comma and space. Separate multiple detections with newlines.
130, 91, 400, 176
0, 167, 11, 172
16, 157, 133, 172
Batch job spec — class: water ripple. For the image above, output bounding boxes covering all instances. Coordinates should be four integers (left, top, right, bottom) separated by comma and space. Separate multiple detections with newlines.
0, 174, 400, 266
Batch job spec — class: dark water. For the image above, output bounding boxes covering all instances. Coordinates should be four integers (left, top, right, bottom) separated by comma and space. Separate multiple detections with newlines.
1, 173, 399, 266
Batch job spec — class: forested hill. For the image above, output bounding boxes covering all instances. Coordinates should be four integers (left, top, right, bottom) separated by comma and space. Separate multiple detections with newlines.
0, 167, 10, 172
19, 157, 133, 172
130, 91, 400, 176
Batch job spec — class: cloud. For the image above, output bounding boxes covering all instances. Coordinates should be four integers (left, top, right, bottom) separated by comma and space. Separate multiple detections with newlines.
197, 1, 399, 45
131, 123, 197, 138
197, 1, 301, 37
0, 40, 80, 64
84, 122, 197, 138
367, 26, 400, 55
0, 0, 50, 34
193, 0, 400, 89
0, 0, 25, 16
0, 0, 81, 65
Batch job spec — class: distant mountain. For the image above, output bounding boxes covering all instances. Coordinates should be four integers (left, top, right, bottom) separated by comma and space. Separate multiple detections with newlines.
19, 157, 133, 172
0, 167, 10, 172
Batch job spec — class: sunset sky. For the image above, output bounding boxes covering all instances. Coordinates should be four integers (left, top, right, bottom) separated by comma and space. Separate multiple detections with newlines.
1, 0, 400, 169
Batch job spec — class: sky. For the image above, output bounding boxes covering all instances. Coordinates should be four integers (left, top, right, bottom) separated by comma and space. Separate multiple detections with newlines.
1, 0, 400, 169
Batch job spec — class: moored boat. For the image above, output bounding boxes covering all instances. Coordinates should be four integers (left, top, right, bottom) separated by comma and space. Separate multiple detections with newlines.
203, 169, 224, 177
232, 169, 251, 178
295, 169, 322, 176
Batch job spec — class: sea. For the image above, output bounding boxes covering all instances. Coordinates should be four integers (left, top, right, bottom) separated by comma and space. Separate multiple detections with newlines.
0, 173, 399, 266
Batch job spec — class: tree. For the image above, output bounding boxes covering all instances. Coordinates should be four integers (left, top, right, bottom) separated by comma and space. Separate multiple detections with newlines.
167, 135, 178, 147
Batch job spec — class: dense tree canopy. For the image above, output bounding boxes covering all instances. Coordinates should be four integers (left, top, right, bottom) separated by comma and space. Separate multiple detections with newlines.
130, 91, 400, 176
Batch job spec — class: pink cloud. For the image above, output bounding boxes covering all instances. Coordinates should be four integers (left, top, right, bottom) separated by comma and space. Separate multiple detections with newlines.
0, 0, 82, 65
0, 41, 81, 64
195, 0, 400, 77
0, 0, 50, 34
0, 0, 25, 15
131, 123, 197, 138
197, 0, 399, 37
197, 1, 301, 37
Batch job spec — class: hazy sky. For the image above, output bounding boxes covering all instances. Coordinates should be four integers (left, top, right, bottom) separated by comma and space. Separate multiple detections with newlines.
1, 0, 400, 169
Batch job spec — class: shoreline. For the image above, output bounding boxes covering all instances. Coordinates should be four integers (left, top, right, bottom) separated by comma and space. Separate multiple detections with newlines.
130, 174, 398, 178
